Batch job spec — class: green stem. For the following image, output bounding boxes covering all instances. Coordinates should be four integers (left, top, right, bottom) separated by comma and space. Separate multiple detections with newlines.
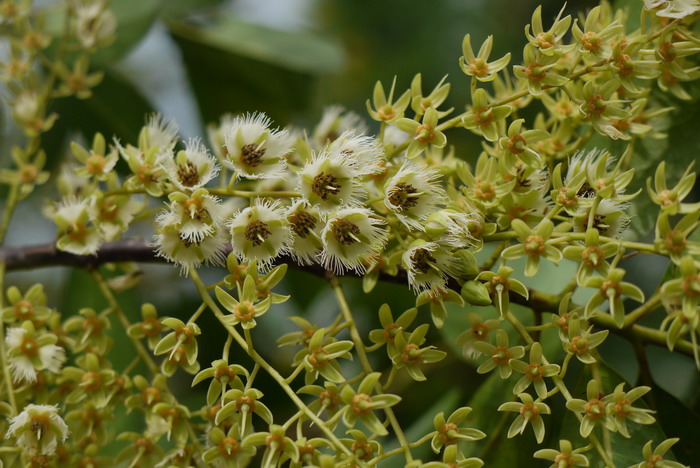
188, 269, 352, 457
329, 275, 414, 463
0, 263, 17, 414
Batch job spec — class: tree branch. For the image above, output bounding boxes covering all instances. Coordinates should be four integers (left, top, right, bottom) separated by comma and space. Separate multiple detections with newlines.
0, 239, 696, 359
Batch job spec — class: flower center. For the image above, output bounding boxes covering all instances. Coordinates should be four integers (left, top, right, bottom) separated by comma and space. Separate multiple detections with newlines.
600, 280, 621, 299
584, 398, 605, 419
508, 134, 527, 154
524, 235, 545, 257
569, 335, 589, 355
414, 124, 435, 143
663, 230, 686, 253
469, 58, 489, 76
137, 164, 159, 183
234, 301, 256, 321
289, 210, 317, 238
311, 172, 341, 200
520, 403, 540, 421
582, 32, 601, 51
383, 323, 401, 344
244, 220, 271, 246
308, 347, 329, 367
388, 182, 419, 211
331, 218, 361, 246
20, 164, 38, 183
582, 246, 605, 267
351, 440, 374, 460
239, 143, 266, 168
219, 437, 240, 457
474, 181, 496, 200
439, 422, 459, 444
410, 248, 437, 274
177, 161, 200, 187
525, 62, 547, 82
525, 362, 544, 381
492, 346, 511, 365
401, 343, 422, 365
20, 336, 39, 356
535, 32, 555, 49
86, 155, 107, 175
14, 300, 34, 320
587, 94, 607, 115
351, 393, 373, 416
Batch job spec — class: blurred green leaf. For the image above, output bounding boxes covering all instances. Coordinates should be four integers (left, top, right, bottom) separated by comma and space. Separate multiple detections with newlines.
559, 360, 672, 468
650, 383, 700, 466
91, 0, 164, 67
167, 16, 343, 124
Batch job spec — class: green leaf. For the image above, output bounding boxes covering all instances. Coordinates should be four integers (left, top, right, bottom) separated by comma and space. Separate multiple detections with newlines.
559, 361, 673, 468
167, 16, 344, 124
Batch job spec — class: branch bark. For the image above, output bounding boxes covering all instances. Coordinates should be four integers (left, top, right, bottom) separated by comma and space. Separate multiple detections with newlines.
0, 239, 696, 359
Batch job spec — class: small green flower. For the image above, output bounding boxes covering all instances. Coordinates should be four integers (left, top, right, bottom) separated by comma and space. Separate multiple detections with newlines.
242, 424, 299, 468
431, 407, 486, 453
285, 436, 331, 468
423, 445, 484, 468
655, 212, 700, 265
474, 329, 525, 379
456, 312, 500, 359
584, 268, 645, 327
391, 323, 446, 381
192, 359, 249, 406
277, 316, 320, 347
459, 34, 511, 82
395, 107, 447, 159
534, 439, 590, 468
501, 219, 563, 277
154, 317, 201, 370
476, 266, 529, 319
510, 342, 560, 399
497, 118, 549, 168
124, 374, 173, 412
368, 304, 418, 358
525, 5, 574, 56
202, 424, 256, 467
65, 401, 113, 445
410, 73, 452, 118
576, 79, 631, 140
340, 372, 401, 436
297, 382, 342, 428
416, 287, 464, 329
647, 161, 700, 215
151, 401, 192, 446
292, 327, 354, 385
629, 438, 686, 468
563, 228, 618, 285
1, 284, 51, 325
216, 388, 273, 436
458, 154, 516, 209
116, 433, 165, 467
340, 429, 382, 463
562, 312, 608, 364
571, 5, 624, 57
514, 44, 570, 96
566, 379, 615, 438
63, 307, 112, 354
216, 275, 272, 329
62, 352, 116, 408
603, 383, 655, 437
550, 162, 588, 216
661, 256, 700, 320
366, 76, 411, 124
126, 303, 162, 350
498, 393, 551, 443
462, 88, 512, 142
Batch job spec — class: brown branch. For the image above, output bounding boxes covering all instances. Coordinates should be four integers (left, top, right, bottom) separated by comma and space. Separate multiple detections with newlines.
0, 239, 697, 359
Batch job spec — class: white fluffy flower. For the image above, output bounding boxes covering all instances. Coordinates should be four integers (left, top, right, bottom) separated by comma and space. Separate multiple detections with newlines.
297, 151, 367, 212
229, 199, 292, 271
402, 240, 456, 292
327, 131, 384, 174
574, 199, 631, 238
6, 404, 69, 455
5, 322, 65, 383
74, 0, 116, 49
425, 208, 477, 248
164, 189, 228, 243
384, 161, 446, 230
142, 114, 179, 152
153, 205, 227, 274
286, 200, 323, 265
311, 106, 367, 149
643, 0, 700, 18
320, 207, 387, 274
162, 138, 220, 191
50, 196, 102, 255
222, 112, 293, 179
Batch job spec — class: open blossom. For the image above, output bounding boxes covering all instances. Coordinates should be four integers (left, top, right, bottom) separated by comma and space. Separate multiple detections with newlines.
74, 0, 116, 49
162, 138, 219, 191
50, 196, 102, 255
6, 404, 69, 455
286, 200, 323, 265
166, 189, 228, 243
384, 161, 446, 231
320, 207, 387, 274
141, 113, 179, 152
311, 105, 368, 148
153, 206, 227, 274
5, 321, 66, 383
222, 112, 293, 179
89, 191, 143, 241
229, 199, 292, 271
402, 240, 456, 292
326, 130, 384, 173
297, 150, 367, 212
